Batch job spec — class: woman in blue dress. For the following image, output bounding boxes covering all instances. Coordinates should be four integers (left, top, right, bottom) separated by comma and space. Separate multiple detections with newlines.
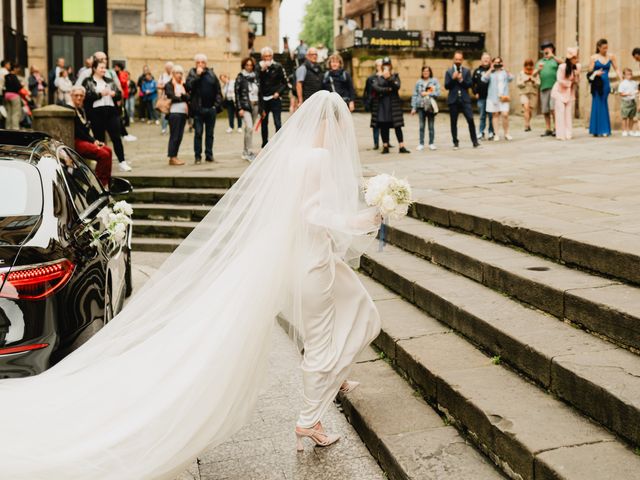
588, 38, 622, 136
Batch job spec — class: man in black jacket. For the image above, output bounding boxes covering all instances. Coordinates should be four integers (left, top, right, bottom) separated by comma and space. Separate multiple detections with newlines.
472, 52, 494, 140
258, 46, 287, 147
445, 51, 479, 150
186, 53, 222, 163
295, 48, 323, 106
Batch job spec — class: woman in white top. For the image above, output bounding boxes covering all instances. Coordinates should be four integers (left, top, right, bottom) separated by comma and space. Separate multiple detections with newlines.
82, 59, 132, 172
164, 65, 189, 166
55, 69, 73, 105
482, 56, 514, 141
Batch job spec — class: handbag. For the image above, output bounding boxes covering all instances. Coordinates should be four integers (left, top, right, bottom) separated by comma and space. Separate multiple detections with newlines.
155, 94, 171, 114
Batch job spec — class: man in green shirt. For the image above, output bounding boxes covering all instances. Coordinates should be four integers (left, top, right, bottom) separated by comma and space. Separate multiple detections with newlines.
535, 41, 562, 136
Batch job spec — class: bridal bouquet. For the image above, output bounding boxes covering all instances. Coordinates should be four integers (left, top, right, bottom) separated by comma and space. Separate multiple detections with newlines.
90, 201, 134, 249
363, 174, 413, 250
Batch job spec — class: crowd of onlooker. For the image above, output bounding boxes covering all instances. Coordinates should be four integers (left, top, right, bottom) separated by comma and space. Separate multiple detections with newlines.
1, 38, 639, 182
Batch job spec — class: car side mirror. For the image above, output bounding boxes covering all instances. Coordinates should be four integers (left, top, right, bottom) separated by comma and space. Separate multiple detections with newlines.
108, 177, 133, 196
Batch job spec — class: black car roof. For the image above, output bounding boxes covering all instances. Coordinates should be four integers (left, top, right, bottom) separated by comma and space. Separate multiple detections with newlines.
0, 130, 58, 163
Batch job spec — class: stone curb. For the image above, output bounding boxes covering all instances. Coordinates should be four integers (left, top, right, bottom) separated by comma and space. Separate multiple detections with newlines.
410, 200, 640, 285
357, 275, 640, 480
338, 354, 505, 480
360, 244, 640, 448
383, 217, 640, 352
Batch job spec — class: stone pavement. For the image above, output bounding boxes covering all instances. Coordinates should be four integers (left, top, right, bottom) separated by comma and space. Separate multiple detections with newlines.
124, 111, 640, 242
129, 252, 386, 480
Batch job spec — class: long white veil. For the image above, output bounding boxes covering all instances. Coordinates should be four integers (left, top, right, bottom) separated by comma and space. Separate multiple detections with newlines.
0, 91, 377, 479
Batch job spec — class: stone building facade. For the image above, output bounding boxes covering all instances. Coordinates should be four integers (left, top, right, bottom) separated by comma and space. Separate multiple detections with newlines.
335, 0, 640, 124
25, 0, 280, 80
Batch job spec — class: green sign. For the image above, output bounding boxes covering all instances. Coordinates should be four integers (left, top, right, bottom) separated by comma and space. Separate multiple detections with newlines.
62, 0, 95, 23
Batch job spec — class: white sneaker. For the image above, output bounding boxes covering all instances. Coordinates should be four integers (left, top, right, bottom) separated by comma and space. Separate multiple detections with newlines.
429, 144, 437, 151
622, 131, 629, 137
154, 120, 160, 125
118, 161, 132, 172
505, 134, 513, 141
129, 118, 134, 124
123, 134, 137, 142
161, 129, 167, 135
226, 127, 233, 133
493, 135, 500, 142
632, 131, 640, 137
237, 127, 243, 133
416, 144, 425, 151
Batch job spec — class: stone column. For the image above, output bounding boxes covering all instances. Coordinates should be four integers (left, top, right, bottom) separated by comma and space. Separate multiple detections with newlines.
32, 105, 75, 147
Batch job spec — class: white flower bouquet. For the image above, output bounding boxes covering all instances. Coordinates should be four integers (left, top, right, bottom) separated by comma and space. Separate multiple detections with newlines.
90, 201, 134, 249
363, 174, 413, 250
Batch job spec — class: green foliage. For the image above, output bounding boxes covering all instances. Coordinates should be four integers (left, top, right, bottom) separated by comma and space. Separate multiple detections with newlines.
300, 0, 334, 51
491, 355, 501, 365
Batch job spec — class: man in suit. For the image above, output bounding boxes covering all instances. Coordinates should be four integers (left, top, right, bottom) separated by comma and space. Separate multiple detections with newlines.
445, 51, 479, 150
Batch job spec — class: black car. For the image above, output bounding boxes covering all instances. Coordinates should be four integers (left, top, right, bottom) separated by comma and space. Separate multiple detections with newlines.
0, 130, 133, 378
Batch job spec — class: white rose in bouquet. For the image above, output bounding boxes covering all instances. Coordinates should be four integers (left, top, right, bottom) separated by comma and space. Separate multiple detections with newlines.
364, 174, 412, 220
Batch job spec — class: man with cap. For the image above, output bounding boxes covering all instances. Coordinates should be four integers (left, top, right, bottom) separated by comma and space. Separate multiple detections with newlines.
444, 50, 479, 150
535, 41, 563, 136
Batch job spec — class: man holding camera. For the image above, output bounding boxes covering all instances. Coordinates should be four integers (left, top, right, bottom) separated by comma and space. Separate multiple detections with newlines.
445, 51, 479, 150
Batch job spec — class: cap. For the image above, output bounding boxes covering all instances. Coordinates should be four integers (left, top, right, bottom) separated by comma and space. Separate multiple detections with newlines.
382, 57, 392, 66
540, 41, 555, 50
566, 47, 578, 59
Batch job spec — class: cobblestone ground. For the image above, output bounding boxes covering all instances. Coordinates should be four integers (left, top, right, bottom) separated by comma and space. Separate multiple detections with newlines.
130, 252, 386, 480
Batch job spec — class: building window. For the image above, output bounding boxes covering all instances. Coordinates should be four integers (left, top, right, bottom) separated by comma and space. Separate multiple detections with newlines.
242, 8, 266, 37
146, 0, 205, 36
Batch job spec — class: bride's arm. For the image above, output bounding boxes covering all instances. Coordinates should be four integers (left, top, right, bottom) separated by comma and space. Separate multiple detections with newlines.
298, 149, 381, 235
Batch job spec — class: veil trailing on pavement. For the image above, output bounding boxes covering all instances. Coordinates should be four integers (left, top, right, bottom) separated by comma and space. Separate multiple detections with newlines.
0, 91, 378, 479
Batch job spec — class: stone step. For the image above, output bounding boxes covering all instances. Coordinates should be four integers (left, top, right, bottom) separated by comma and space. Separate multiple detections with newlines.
360, 244, 640, 447
383, 217, 640, 352
131, 238, 180, 253
338, 349, 506, 480
357, 274, 640, 480
131, 203, 211, 222
133, 219, 197, 239
123, 187, 227, 205
118, 173, 238, 189
410, 197, 640, 286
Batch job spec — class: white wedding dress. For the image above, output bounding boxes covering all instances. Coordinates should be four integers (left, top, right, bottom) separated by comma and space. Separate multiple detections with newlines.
0, 91, 381, 479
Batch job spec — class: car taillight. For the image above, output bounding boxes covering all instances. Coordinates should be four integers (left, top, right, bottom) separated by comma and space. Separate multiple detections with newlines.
0, 259, 75, 300
0, 343, 49, 355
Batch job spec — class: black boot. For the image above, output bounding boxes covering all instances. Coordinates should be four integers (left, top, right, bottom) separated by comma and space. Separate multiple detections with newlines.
399, 146, 410, 154
381, 146, 390, 154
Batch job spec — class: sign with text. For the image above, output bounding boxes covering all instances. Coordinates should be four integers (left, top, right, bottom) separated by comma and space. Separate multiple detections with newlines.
354, 29, 422, 48
434, 32, 485, 51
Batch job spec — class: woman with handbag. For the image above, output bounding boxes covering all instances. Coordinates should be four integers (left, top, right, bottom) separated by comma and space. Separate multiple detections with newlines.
482, 56, 514, 141
411, 65, 441, 151
164, 65, 189, 166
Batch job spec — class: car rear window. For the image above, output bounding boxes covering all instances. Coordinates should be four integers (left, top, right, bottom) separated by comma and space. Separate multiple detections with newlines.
0, 161, 43, 216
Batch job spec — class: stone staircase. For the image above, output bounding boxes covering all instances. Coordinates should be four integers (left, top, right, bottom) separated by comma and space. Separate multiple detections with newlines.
118, 174, 235, 252
121, 174, 640, 479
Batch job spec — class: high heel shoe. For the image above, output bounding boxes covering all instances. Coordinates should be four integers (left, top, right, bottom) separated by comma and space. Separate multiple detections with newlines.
295, 424, 340, 452
339, 380, 360, 394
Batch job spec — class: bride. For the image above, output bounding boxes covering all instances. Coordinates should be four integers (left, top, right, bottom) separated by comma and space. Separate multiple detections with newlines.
0, 91, 382, 479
